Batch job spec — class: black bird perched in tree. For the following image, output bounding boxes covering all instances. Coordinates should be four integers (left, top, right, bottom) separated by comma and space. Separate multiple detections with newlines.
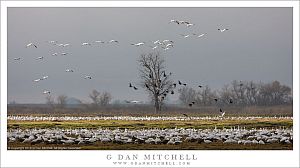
166, 90, 169, 93
161, 96, 165, 100
154, 83, 158, 87
178, 80, 182, 85
192, 101, 195, 104
145, 83, 149, 89
149, 74, 152, 78
163, 93, 167, 97
229, 99, 233, 104
188, 103, 193, 107
171, 90, 174, 94
214, 98, 218, 102
163, 71, 167, 77
173, 83, 177, 88
129, 83, 133, 88
133, 86, 138, 90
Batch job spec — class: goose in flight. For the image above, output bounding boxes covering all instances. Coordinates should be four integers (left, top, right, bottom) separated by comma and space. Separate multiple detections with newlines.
162, 40, 174, 43
186, 23, 194, 27
61, 52, 68, 56
153, 40, 160, 44
169, 19, 180, 24
180, 34, 190, 38
165, 43, 174, 48
52, 53, 58, 56
36, 56, 43, 60
42, 76, 48, 80
151, 46, 158, 50
127, 100, 141, 104
56, 43, 64, 47
218, 28, 229, 32
66, 69, 74, 72
47, 40, 57, 44
81, 42, 91, 46
26, 43, 37, 48
109, 40, 119, 43
197, 33, 206, 38
63, 44, 70, 47
229, 99, 233, 104
33, 79, 41, 82
131, 42, 145, 46
84, 75, 92, 79
43, 90, 51, 94
14, 57, 21, 61
95, 41, 105, 43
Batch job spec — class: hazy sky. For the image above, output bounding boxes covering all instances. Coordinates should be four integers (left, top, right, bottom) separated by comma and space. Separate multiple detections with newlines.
7, 7, 293, 103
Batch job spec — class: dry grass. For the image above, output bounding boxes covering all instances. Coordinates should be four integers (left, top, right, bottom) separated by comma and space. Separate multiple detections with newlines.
8, 141, 293, 150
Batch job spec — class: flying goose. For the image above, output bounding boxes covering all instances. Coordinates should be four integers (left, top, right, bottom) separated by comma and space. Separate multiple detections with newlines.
43, 90, 51, 94
36, 56, 43, 60
84, 75, 92, 79
218, 28, 229, 32
66, 69, 74, 72
14, 57, 21, 61
219, 108, 226, 117
81, 42, 91, 46
131, 42, 145, 46
109, 40, 119, 43
26, 43, 37, 48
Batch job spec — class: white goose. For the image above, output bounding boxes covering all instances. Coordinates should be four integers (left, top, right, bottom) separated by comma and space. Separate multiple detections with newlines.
26, 43, 37, 48
36, 56, 43, 60
66, 69, 74, 72
43, 90, 51, 94
218, 28, 229, 32
84, 75, 92, 79
131, 42, 145, 47
81, 42, 91, 46
14, 57, 21, 61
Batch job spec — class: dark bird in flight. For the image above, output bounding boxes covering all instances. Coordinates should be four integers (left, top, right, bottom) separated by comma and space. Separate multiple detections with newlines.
182, 113, 188, 117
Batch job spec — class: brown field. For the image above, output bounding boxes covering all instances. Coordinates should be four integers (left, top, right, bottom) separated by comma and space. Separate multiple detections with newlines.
7, 104, 293, 117
8, 141, 292, 150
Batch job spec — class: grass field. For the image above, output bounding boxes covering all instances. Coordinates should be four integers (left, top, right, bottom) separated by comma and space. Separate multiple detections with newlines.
8, 118, 293, 130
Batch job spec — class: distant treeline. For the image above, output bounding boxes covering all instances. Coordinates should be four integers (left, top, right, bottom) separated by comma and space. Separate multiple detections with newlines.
178, 80, 292, 106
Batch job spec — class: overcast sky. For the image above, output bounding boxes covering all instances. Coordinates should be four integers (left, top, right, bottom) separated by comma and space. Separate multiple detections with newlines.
7, 7, 293, 104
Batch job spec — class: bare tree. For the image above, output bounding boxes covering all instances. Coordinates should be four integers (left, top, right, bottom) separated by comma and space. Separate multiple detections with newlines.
178, 87, 196, 105
45, 95, 55, 108
57, 95, 68, 108
89, 90, 112, 107
99, 91, 112, 106
138, 52, 173, 112
89, 89, 101, 107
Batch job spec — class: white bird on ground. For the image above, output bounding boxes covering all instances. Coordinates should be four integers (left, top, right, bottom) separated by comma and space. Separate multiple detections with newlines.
36, 56, 43, 60
218, 28, 229, 32
109, 40, 119, 43
43, 90, 51, 94
14, 57, 21, 60
84, 75, 92, 79
66, 69, 74, 72
26, 43, 37, 48
81, 42, 91, 46
131, 42, 145, 46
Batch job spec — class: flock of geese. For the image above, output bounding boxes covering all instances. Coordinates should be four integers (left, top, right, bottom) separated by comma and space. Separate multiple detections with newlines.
13, 18, 230, 116
8, 127, 292, 146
